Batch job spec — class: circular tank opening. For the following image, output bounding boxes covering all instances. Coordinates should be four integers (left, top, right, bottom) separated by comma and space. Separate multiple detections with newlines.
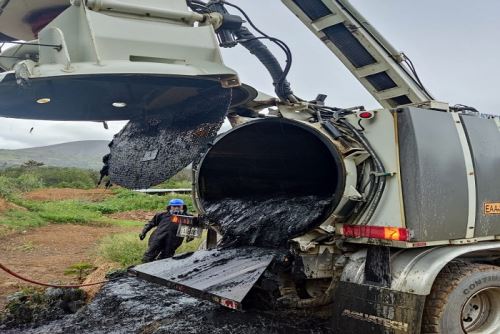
198, 118, 345, 209
197, 118, 346, 247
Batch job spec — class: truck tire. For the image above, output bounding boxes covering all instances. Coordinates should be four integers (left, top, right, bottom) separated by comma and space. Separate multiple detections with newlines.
421, 261, 500, 334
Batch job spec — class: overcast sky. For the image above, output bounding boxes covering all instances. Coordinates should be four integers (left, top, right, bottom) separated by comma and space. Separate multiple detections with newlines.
1, 0, 499, 149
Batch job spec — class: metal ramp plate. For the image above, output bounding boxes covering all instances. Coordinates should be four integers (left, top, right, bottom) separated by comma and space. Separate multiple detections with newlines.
130, 247, 277, 310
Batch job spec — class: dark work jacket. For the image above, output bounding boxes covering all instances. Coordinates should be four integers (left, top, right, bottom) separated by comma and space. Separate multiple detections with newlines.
142, 211, 186, 249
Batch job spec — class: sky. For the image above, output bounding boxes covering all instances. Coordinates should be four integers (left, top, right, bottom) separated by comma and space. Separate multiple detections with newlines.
1, 0, 499, 149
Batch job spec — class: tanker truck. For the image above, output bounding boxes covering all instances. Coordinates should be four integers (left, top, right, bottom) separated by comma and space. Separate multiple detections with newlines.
1, 0, 499, 333
133, 99, 500, 334
130, 2, 500, 333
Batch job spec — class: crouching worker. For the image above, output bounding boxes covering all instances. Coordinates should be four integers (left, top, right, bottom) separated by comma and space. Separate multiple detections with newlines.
139, 198, 189, 263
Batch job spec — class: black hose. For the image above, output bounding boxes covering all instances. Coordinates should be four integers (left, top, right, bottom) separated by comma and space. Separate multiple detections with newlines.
234, 27, 294, 100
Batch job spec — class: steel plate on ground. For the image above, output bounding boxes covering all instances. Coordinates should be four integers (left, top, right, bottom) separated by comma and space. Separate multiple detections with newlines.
130, 247, 277, 310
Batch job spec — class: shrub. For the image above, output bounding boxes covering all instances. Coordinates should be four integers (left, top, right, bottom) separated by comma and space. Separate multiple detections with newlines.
15, 174, 44, 192
0, 176, 16, 197
64, 262, 96, 282
99, 233, 147, 267
0, 166, 99, 190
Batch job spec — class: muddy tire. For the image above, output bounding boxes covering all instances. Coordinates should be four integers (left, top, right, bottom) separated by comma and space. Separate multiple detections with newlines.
421, 261, 500, 334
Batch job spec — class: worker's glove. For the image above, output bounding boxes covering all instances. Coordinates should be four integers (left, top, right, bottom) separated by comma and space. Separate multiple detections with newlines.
139, 232, 146, 241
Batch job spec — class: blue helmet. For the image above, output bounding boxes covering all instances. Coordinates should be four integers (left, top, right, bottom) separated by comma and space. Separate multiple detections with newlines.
169, 198, 184, 206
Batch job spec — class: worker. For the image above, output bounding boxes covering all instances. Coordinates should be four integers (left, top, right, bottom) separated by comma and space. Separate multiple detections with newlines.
139, 198, 188, 263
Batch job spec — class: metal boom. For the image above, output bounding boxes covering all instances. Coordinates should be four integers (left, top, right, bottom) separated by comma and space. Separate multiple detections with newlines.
282, 0, 436, 109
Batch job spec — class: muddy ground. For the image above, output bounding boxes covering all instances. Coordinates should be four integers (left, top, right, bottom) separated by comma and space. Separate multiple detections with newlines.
2, 274, 332, 334
0, 224, 129, 310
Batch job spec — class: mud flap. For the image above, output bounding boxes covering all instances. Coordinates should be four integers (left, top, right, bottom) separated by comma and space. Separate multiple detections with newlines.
332, 282, 426, 334
130, 247, 277, 311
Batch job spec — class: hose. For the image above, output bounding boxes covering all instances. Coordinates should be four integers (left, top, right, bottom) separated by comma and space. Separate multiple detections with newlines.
234, 28, 294, 101
0, 263, 114, 289
196, 1, 296, 101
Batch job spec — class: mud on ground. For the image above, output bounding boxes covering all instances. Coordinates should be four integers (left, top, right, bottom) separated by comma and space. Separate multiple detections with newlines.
3, 275, 332, 334
23, 188, 112, 202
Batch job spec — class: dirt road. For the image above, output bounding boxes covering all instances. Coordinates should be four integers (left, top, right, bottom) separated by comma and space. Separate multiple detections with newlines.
0, 224, 128, 310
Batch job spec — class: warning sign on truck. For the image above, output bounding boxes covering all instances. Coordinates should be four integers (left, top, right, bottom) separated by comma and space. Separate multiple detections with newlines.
484, 202, 500, 215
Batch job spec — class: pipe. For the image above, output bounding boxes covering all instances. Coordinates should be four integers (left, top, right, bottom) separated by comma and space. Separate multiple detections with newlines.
86, 0, 205, 24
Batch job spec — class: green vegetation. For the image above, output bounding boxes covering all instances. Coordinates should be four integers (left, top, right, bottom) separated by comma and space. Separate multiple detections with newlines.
0, 164, 200, 269
1, 189, 194, 231
176, 233, 206, 254
0, 210, 47, 230
64, 262, 96, 282
98, 233, 147, 267
0, 164, 192, 197
99, 232, 205, 267
0, 174, 44, 197
93, 189, 194, 214
154, 169, 192, 189
0, 165, 99, 196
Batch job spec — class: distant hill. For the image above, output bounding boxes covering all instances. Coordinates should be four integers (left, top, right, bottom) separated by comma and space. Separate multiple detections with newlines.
0, 140, 110, 170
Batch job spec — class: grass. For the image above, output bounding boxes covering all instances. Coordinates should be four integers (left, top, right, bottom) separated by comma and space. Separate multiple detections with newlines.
91, 189, 194, 214
99, 232, 206, 267
99, 233, 147, 267
0, 166, 201, 270
0, 189, 195, 231
154, 169, 192, 189
177, 231, 206, 254
0, 210, 47, 230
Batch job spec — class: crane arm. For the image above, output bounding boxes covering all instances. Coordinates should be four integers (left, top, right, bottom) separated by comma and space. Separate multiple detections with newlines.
281, 0, 440, 109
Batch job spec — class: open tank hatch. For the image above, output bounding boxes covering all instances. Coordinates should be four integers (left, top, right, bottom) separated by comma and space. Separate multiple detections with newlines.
196, 118, 346, 247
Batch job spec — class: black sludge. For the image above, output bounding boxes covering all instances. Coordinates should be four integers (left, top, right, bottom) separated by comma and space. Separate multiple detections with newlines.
107, 86, 232, 189
3, 276, 331, 334
204, 196, 333, 248
196, 118, 345, 247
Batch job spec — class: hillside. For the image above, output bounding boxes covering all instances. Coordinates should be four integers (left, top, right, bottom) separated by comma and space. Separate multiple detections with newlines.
0, 140, 109, 170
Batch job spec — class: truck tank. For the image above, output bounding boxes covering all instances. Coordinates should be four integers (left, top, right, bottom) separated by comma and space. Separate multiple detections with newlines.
194, 107, 500, 246
133, 107, 500, 312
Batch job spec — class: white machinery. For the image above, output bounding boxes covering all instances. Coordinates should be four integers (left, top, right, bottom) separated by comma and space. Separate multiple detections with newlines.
2, 1, 500, 333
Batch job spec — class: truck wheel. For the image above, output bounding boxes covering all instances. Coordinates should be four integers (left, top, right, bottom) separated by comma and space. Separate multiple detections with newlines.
421, 261, 500, 334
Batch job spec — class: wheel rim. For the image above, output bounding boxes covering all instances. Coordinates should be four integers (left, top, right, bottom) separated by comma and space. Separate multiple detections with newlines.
461, 287, 500, 333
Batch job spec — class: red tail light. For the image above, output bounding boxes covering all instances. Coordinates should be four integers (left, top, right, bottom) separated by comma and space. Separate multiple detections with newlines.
342, 225, 411, 242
